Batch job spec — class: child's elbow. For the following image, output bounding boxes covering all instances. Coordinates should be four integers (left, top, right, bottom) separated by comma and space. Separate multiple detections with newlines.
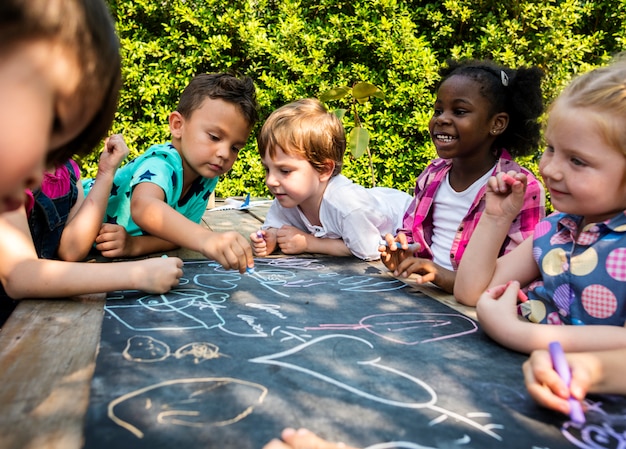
453, 287, 478, 307
57, 247, 86, 262
2, 278, 28, 300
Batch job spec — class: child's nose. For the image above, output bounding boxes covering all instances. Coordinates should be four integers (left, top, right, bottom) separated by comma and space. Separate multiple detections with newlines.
540, 157, 561, 181
434, 111, 451, 124
265, 171, 278, 186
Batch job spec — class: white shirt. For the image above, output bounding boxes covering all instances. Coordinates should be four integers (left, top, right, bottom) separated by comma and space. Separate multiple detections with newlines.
263, 174, 412, 260
430, 168, 494, 270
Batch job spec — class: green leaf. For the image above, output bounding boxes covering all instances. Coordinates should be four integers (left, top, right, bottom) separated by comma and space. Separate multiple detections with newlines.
352, 82, 385, 101
348, 127, 370, 158
333, 108, 347, 120
319, 86, 351, 102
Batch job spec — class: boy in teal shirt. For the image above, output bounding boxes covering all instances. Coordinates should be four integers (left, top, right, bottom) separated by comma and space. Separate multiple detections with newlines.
85, 73, 258, 273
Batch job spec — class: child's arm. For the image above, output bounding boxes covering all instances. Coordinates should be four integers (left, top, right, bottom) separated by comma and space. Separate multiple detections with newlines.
275, 225, 352, 257
263, 428, 360, 449
130, 182, 254, 272
392, 257, 456, 293
57, 135, 129, 261
95, 223, 178, 258
523, 347, 626, 415
250, 228, 278, 257
476, 281, 626, 353
0, 207, 183, 297
454, 172, 540, 306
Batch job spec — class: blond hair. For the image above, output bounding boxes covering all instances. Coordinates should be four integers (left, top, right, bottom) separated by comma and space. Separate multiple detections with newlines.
257, 98, 346, 176
549, 56, 626, 156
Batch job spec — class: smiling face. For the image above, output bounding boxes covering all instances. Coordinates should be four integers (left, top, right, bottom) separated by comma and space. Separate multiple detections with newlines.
170, 97, 252, 185
262, 145, 332, 217
0, 39, 102, 213
541, 105, 626, 225
428, 75, 506, 162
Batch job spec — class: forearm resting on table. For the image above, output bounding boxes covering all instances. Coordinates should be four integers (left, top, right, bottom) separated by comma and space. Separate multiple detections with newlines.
305, 235, 352, 257
122, 234, 179, 258
2, 259, 152, 298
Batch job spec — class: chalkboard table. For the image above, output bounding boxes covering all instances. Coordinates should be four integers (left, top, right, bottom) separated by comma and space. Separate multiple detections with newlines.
82, 257, 626, 449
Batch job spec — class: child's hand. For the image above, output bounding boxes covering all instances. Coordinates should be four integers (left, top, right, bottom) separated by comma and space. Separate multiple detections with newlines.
379, 233, 416, 271
250, 229, 268, 256
98, 134, 130, 176
522, 349, 593, 416
276, 225, 309, 254
484, 171, 528, 220
476, 280, 527, 348
263, 428, 360, 449
132, 256, 184, 294
95, 223, 135, 258
202, 231, 254, 273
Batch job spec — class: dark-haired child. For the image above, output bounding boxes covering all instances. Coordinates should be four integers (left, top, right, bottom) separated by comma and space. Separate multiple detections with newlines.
381, 59, 546, 294
86, 73, 259, 273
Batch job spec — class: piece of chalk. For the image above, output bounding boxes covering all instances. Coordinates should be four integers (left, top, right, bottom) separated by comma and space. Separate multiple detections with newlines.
246, 266, 255, 274
161, 254, 168, 258
256, 230, 264, 239
506, 280, 528, 303
548, 341, 586, 424
379, 240, 420, 252
501, 173, 518, 186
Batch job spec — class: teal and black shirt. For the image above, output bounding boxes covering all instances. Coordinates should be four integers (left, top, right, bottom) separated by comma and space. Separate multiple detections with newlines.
83, 142, 218, 236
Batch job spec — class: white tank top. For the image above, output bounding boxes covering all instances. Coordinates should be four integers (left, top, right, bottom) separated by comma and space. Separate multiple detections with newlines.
430, 168, 494, 269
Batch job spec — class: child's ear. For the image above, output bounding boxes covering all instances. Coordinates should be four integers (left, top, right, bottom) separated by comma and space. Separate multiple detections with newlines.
490, 112, 509, 136
169, 111, 184, 138
319, 161, 335, 182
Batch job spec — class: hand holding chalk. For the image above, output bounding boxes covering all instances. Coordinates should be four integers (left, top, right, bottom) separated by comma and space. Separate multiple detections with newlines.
505, 280, 528, 303
548, 341, 586, 424
379, 240, 420, 252
501, 173, 519, 186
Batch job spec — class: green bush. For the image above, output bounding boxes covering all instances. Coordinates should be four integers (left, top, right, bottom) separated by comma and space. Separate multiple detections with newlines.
90, 0, 625, 209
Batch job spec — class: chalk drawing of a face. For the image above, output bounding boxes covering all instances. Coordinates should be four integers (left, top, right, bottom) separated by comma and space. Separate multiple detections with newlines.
108, 378, 268, 438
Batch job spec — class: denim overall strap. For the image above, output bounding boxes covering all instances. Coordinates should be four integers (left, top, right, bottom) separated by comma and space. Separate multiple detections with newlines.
28, 161, 79, 259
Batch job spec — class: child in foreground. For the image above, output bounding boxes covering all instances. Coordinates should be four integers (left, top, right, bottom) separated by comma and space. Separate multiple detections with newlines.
380, 59, 545, 293
454, 57, 626, 354
0, 0, 182, 316
250, 98, 412, 260
86, 73, 258, 273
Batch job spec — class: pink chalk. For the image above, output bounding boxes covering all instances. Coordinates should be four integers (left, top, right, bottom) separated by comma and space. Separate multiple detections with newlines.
501, 173, 518, 186
506, 280, 528, 303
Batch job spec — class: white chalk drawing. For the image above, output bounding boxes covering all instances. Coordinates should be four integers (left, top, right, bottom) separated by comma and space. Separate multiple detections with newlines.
123, 336, 226, 364
108, 378, 268, 438
304, 312, 478, 345
94, 258, 626, 448
250, 334, 504, 441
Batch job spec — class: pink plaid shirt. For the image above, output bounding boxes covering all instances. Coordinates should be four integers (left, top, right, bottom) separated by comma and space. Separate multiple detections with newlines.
399, 150, 545, 270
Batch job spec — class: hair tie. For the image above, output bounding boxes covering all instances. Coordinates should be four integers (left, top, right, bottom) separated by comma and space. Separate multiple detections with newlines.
500, 70, 509, 87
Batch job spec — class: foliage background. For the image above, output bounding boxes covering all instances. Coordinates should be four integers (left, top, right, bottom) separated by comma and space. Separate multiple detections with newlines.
86, 0, 626, 205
